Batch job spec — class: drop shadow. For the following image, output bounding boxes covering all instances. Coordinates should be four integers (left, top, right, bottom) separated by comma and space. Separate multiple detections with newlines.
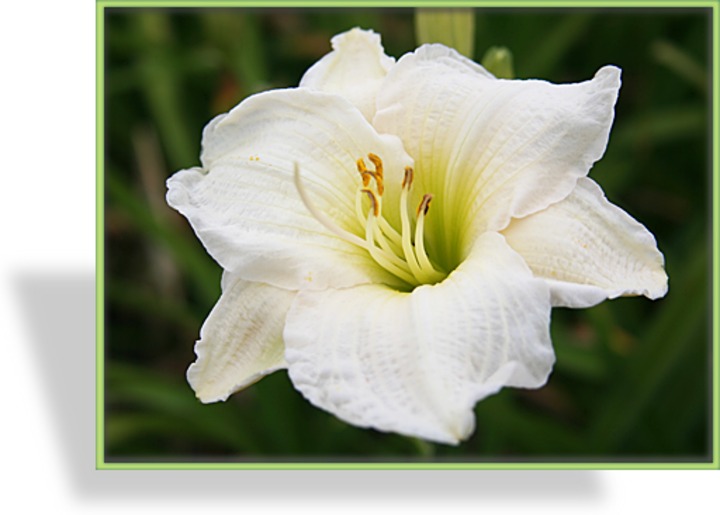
16, 271, 603, 502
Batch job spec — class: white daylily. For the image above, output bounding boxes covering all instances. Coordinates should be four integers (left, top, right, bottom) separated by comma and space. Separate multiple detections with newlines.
166, 28, 668, 444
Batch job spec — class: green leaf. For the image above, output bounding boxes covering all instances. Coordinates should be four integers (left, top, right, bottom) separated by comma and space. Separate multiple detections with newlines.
651, 40, 707, 93
415, 8, 475, 58
106, 363, 260, 453
517, 13, 592, 78
612, 106, 706, 148
201, 12, 269, 95
106, 169, 220, 306
473, 393, 587, 455
133, 12, 197, 170
589, 238, 709, 453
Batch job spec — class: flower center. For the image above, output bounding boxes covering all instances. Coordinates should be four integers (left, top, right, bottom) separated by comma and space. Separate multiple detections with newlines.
294, 153, 446, 289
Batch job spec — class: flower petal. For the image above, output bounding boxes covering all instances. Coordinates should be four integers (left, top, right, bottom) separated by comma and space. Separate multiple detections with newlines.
299, 27, 395, 121
502, 177, 668, 308
373, 44, 621, 268
166, 88, 413, 290
284, 232, 554, 444
187, 274, 295, 403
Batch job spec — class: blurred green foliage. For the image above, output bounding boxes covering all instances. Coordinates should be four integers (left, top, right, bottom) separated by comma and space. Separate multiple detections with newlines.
103, 7, 712, 462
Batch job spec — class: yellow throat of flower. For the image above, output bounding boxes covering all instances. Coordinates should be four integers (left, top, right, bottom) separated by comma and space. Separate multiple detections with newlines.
294, 153, 447, 289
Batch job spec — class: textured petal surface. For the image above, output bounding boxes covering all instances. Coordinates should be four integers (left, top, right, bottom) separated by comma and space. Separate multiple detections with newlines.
284, 232, 554, 444
167, 88, 413, 290
503, 177, 668, 308
187, 275, 295, 403
373, 44, 621, 269
299, 28, 395, 121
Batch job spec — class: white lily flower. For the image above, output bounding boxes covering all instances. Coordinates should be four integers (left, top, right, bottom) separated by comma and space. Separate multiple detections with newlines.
166, 28, 668, 444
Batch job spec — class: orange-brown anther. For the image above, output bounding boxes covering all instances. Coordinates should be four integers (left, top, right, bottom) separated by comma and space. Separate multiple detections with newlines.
374, 175, 385, 196
362, 188, 379, 217
402, 166, 414, 189
360, 171, 376, 187
417, 194, 433, 217
357, 155, 385, 195
368, 152, 385, 197
367, 153, 383, 180
356, 158, 371, 187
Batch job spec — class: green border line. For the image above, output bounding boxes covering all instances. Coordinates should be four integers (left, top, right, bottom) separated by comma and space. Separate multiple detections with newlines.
96, 0, 720, 470
97, 0, 719, 7
98, 462, 717, 470
96, 1, 106, 470
713, 0, 720, 472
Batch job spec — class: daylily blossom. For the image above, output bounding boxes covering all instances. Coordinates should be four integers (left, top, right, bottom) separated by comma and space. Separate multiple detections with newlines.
166, 28, 668, 444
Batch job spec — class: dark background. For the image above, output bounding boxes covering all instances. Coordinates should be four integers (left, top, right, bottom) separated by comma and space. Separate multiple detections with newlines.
103, 7, 712, 462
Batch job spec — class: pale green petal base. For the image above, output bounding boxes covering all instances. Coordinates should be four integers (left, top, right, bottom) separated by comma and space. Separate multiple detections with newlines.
374, 46, 621, 270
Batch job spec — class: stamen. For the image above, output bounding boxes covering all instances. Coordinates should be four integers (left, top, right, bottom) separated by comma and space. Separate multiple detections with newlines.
363, 199, 417, 285
414, 194, 444, 282
361, 188, 379, 217
402, 166, 414, 189
360, 171, 376, 187
356, 159, 371, 187
367, 153, 384, 195
376, 218, 404, 254
357, 156, 384, 196
294, 158, 446, 289
367, 153, 383, 179
399, 166, 425, 282
368, 218, 414, 276
359, 183, 409, 272
355, 187, 402, 255
368, 159, 401, 246
417, 193, 433, 217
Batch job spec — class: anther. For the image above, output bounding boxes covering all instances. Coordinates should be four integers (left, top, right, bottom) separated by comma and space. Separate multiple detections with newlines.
367, 153, 384, 181
356, 159, 372, 187
402, 166, 414, 189
367, 152, 382, 172
417, 194, 433, 217
361, 188, 379, 217
359, 155, 385, 195
360, 171, 375, 187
